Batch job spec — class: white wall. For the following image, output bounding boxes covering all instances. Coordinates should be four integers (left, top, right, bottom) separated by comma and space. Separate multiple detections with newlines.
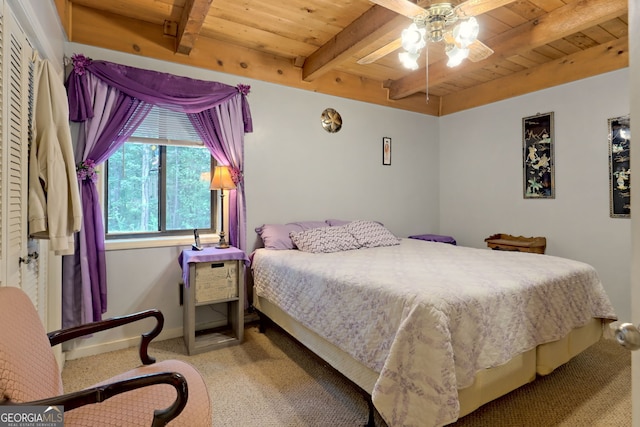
244, 77, 441, 247
7, 0, 65, 73
439, 69, 632, 321
61, 43, 439, 357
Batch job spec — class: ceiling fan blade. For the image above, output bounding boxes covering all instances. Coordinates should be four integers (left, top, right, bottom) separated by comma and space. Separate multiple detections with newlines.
368, 0, 427, 19
357, 38, 403, 65
454, 0, 517, 18
467, 39, 494, 62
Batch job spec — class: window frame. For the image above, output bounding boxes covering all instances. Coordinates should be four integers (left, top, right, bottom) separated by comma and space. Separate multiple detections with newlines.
103, 139, 218, 241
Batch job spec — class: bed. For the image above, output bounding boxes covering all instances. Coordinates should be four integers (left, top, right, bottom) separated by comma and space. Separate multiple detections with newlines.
250, 220, 617, 427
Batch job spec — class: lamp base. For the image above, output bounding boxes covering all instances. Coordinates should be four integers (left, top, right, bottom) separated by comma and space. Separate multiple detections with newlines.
216, 232, 230, 249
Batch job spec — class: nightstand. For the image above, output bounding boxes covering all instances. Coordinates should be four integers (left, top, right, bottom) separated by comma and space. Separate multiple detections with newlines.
178, 247, 248, 355
484, 233, 546, 254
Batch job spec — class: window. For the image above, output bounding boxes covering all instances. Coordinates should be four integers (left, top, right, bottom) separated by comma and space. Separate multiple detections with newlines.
105, 106, 216, 239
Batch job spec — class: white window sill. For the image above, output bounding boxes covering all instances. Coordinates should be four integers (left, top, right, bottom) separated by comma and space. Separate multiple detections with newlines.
105, 234, 220, 251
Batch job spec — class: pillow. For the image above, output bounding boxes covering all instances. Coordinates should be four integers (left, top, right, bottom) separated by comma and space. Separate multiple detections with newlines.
256, 221, 329, 250
325, 219, 351, 226
290, 226, 360, 253
326, 219, 384, 227
344, 220, 400, 248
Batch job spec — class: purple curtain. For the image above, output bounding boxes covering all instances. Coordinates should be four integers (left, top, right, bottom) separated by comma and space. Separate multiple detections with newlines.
188, 87, 250, 251
64, 55, 252, 327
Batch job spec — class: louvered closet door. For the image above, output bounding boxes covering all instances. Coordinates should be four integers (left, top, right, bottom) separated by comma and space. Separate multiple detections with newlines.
0, 1, 5, 288
1, 3, 47, 324
3, 6, 26, 290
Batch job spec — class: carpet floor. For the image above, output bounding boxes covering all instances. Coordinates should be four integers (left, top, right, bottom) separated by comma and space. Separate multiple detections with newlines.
62, 322, 630, 426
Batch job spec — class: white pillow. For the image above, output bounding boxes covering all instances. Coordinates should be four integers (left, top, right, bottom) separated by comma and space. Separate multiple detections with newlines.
344, 220, 400, 248
290, 226, 360, 253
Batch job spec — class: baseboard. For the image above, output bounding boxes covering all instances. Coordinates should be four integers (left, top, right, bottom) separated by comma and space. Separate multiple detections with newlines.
63, 326, 184, 361
63, 312, 259, 361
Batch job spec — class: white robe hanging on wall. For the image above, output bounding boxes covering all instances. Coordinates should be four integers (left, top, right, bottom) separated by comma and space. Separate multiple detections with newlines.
28, 59, 82, 255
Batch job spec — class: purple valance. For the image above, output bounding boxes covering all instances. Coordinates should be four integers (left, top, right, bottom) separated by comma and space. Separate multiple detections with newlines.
66, 55, 252, 132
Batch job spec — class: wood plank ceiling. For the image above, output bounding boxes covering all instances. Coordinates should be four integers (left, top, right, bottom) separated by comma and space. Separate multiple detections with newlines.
54, 0, 629, 116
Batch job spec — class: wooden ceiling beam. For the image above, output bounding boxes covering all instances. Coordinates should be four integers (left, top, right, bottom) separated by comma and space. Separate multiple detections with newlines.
357, 38, 402, 65
175, 0, 213, 56
387, 0, 628, 100
367, 0, 428, 19
66, 3, 439, 115
456, 0, 518, 18
302, 5, 408, 81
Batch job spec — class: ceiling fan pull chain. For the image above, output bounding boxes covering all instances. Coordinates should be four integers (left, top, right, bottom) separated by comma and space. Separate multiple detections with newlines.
425, 46, 429, 104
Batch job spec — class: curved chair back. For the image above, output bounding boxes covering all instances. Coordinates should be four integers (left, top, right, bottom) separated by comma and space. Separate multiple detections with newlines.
0, 286, 64, 402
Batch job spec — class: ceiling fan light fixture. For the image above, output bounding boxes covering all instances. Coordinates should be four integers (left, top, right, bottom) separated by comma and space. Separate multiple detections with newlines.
396, 2, 484, 70
399, 50, 420, 70
445, 44, 469, 67
427, 16, 447, 42
401, 23, 426, 53
453, 17, 479, 48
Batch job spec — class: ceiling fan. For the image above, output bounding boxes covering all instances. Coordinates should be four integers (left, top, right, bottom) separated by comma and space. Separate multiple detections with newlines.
366, 0, 517, 68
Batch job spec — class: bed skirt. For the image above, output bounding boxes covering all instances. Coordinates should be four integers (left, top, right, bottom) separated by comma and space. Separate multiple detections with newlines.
253, 295, 606, 422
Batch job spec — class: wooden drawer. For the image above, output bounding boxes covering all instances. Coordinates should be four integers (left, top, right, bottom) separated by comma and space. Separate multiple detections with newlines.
194, 260, 239, 303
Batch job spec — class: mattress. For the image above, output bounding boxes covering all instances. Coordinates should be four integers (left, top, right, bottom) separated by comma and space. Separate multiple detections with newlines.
251, 239, 617, 426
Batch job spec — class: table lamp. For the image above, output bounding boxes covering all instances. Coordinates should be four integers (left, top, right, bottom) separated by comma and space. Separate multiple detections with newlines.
210, 165, 236, 248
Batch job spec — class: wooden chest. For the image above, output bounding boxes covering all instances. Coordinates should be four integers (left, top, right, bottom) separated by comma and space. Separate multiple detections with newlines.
484, 233, 546, 254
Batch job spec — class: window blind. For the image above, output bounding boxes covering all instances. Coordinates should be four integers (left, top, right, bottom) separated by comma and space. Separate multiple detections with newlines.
130, 106, 203, 146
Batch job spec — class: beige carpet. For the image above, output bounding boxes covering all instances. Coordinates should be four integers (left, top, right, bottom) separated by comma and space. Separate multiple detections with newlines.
62, 322, 630, 426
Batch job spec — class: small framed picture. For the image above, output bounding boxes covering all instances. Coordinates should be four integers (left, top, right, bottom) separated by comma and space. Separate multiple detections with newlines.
382, 137, 391, 165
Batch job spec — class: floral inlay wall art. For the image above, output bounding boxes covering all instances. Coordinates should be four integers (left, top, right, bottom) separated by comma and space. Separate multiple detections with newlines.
608, 114, 630, 218
523, 112, 554, 199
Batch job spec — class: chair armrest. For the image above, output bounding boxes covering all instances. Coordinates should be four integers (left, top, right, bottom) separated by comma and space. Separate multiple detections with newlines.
47, 310, 164, 365
0, 372, 188, 427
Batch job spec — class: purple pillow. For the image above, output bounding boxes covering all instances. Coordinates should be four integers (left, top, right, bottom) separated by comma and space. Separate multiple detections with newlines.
256, 221, 329, 250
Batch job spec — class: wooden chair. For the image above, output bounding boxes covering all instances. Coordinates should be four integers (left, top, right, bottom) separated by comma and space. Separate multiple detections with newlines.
0, 286, 211, 426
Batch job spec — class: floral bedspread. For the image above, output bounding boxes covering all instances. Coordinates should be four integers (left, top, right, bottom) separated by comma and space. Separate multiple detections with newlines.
251, 239, 617, 426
